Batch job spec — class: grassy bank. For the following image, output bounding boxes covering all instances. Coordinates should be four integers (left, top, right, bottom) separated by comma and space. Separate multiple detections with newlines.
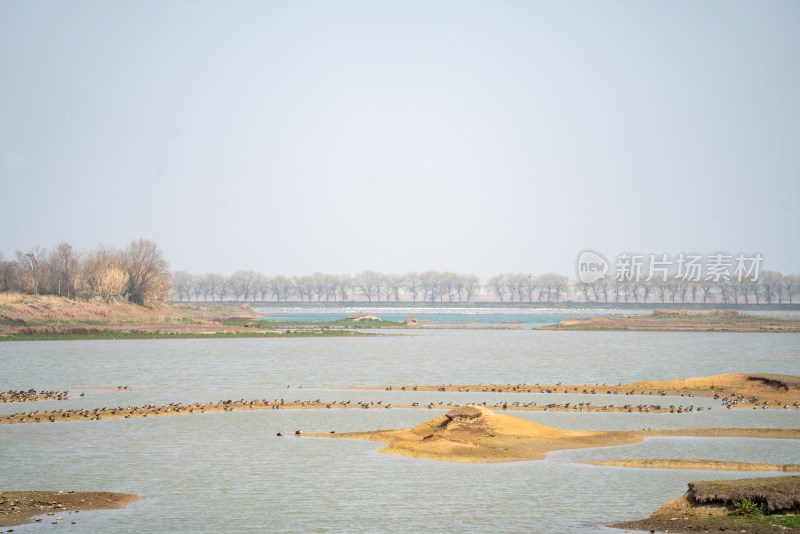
0, 293, 393, 340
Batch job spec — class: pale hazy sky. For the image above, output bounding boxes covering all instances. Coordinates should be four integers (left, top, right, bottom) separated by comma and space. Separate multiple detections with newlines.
1, 1, 798, 279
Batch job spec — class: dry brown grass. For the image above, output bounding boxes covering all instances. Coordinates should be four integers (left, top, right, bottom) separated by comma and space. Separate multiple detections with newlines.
0, 292, 24, 305
653, 309, 740, 317
690, 476, 800, 514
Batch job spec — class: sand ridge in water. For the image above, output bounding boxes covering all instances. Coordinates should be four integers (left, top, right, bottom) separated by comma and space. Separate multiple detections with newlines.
305, 405, 800, 463
346, 373, 800, 410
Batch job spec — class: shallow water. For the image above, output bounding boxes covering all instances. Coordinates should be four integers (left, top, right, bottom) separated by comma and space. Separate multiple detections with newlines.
1, 327, 798, 533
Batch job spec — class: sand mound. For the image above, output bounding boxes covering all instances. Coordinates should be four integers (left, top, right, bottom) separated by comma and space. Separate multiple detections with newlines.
309, 405, 634, 463
307, 406, 800, 463
411, 405, 577, 439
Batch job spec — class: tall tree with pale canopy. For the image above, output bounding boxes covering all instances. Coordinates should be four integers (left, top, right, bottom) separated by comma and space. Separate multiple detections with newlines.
123, 239, 171, 306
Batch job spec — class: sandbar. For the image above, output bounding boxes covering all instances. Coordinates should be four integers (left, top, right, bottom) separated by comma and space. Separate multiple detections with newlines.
348, 373, 800, 409
304, 405, 800, 463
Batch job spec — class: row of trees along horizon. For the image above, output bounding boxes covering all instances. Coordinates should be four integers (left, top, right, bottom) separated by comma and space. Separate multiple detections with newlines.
173, 270, 799, 305
2, 242, 798, 306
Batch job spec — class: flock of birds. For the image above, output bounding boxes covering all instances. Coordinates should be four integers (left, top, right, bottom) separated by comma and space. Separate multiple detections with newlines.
1, 382, 795, 426
0, 389, 69, 402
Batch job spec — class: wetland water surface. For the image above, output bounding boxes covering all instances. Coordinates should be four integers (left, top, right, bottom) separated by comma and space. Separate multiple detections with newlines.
1, 327, 798, 533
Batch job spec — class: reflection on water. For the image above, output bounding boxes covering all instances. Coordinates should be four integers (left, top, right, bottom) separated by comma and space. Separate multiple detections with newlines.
1, 327, 798, 533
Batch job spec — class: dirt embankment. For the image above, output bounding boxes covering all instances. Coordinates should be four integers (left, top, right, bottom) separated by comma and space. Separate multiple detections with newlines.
354, 373, 800, 410
304, 405, 800, 463
0, 491, 141, 527
542, 309, 800, 332
611, 476, 800, 533
0, 292, 265, 336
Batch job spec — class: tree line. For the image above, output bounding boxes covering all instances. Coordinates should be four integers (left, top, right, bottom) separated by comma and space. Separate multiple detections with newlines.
573, 272, 799, 305
172, 271, 486, 303
173, 269, 799, 305
0, 239, 171, 306
170, 270, 586, 304
3, 241, 798, 305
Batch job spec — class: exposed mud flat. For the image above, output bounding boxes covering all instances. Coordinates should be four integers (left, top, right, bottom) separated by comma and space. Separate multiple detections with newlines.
0, 491, 141, 527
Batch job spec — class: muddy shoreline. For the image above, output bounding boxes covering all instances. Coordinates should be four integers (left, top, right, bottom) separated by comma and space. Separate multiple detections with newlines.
0, 491, 141, 528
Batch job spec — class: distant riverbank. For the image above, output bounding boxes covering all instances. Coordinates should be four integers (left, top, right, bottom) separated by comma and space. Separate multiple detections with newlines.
542, 309, 800, 332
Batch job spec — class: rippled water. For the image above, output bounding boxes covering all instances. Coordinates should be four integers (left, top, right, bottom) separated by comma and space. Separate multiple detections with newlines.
1, 327, 798, 533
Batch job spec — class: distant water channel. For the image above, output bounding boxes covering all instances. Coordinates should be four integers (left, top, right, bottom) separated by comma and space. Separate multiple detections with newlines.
1, 314, 799, 533
254, 305, 651, 328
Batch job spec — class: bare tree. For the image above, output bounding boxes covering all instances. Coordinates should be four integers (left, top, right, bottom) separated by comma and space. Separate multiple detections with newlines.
355, 271, 380, 303
487, 274, 509, 303
79, 246, 125, 301
539, 273, 568, 303
639, 279, 653, 303
203, 274, 224, 302
591, 277, 609, 303
15, 246, 48, 294
123, 239, 171, 306
403, 273, 423, 303
172, 271, 194, 302
420, 271, 442, 303
611, 279, 626, 303
507, 274, 526, 302
270, 275, 292, 302
231, 270, 259, 302
255, 274, 271, 302
653, 280, 668, 304
463, 274, 480, 302
717, 280, 733, 304
293, 275, 314, 302
318, 273, 336, 302
51, 242, 78, 298
441, 272, 458, 302
312, 273, 326, 302
335, 275, 353, 302
0, 252, 15, 291
191, 275, 206, 302
213, 276, 229, 302
759, 271, 781, 304
784, 274, 800, 304
385, 274, 404, 302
